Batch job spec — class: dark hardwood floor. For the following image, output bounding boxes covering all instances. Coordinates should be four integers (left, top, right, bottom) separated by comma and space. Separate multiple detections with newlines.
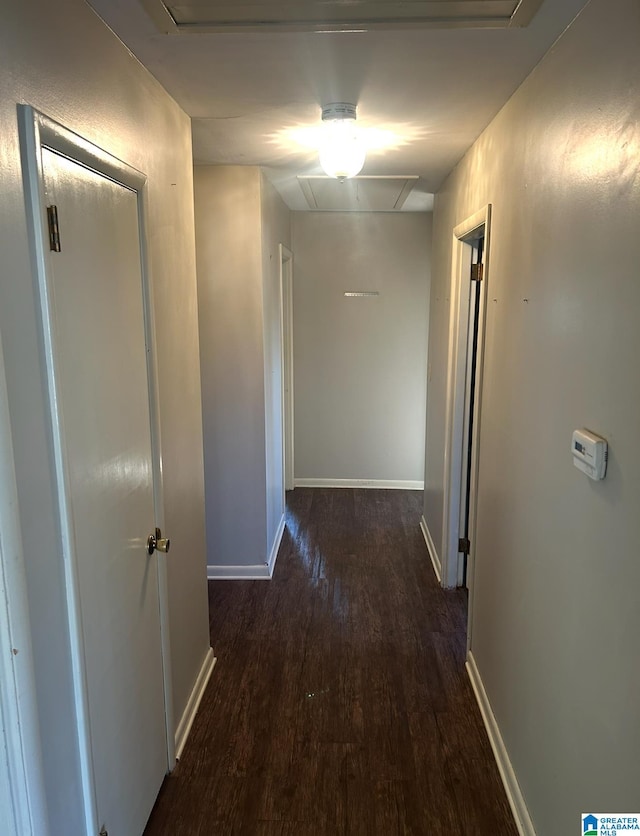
144, 488, 518, 835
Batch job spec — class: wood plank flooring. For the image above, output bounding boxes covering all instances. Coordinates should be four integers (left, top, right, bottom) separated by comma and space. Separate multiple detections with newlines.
144, 488, 518, 835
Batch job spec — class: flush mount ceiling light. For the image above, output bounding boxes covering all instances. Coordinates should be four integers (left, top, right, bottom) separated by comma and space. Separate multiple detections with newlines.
318, 103, 366, 181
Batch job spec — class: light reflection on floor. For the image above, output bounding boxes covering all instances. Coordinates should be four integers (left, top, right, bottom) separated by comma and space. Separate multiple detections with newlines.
283, 504, 323, 578
285, 497, 350, 625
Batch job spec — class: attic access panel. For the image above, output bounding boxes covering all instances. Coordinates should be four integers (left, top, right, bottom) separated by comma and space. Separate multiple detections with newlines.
297, 176, 420, 212
141, 0, 546, 33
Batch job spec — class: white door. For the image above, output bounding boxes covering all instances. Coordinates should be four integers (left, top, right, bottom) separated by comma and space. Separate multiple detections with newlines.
42, 148, 167, 835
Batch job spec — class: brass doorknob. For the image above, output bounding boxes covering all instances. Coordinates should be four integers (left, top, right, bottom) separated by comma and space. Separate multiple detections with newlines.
147, 528, 170, 554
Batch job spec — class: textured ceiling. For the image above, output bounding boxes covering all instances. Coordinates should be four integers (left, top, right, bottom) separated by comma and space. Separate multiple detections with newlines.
87, 0, 588, 210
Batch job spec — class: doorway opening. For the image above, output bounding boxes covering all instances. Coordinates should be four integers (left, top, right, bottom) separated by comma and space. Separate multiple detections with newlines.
441, 206, 491, 641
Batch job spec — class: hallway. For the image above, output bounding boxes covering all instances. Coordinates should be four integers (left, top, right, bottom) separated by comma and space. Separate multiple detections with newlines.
144, 489, 517, 835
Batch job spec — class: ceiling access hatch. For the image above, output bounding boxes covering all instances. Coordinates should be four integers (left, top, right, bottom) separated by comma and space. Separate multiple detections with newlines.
297, 176, 421, 212
140, 0, 546, 34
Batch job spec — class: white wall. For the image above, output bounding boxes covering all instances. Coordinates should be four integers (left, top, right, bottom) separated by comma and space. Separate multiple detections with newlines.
425, 0, 640, 832
194, 166, 291, 573
195, 166, 266, 569
0, 1, 210, 832
292, 212, 431, 486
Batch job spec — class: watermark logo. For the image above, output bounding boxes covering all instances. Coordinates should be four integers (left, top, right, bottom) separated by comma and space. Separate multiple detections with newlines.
582, 814, 640, 835
584, 815, 599, 836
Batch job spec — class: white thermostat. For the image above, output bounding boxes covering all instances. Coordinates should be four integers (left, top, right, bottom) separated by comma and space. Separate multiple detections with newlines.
572, 428, 608, 480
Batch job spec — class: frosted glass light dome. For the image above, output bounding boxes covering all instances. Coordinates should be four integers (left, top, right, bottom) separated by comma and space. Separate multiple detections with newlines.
319, 103, 366, 180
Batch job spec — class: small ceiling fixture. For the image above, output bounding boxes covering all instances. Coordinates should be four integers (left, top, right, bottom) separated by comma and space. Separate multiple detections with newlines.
319, 103, 366, 181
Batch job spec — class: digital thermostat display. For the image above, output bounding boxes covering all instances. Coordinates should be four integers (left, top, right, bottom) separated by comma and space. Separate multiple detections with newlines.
572, 429, 607, 481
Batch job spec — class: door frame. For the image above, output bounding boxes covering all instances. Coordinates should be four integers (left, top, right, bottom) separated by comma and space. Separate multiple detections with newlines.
279, 244, 294, 493
441, 206, 491, 624
457, 237, 484, 588
18, 106, 174, 834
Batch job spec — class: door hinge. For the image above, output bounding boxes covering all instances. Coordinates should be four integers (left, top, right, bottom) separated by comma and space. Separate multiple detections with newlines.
46, 205, 61, 252
470, 263, 483, 282
458, 537, 470, 555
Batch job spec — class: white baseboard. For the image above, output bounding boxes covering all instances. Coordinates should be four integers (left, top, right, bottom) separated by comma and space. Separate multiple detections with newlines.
420, 515, 442, 583
174, 647, 216, 761
207, 513, 285, 581
294, 478, 424, 490
466, 652, 536, 836
208, 563, 271, 580
267, 513, 286, 575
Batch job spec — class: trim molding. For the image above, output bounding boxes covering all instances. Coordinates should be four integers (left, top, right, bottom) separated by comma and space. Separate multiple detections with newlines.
466, 652, 536, 836
174, 648, 216, 761
420, 515, 442, 583
294, 478, 424, 490
267, 513, 286, 575
442, 204, 492, 590
207, 513, 286, 581
208, 563, 272, 580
